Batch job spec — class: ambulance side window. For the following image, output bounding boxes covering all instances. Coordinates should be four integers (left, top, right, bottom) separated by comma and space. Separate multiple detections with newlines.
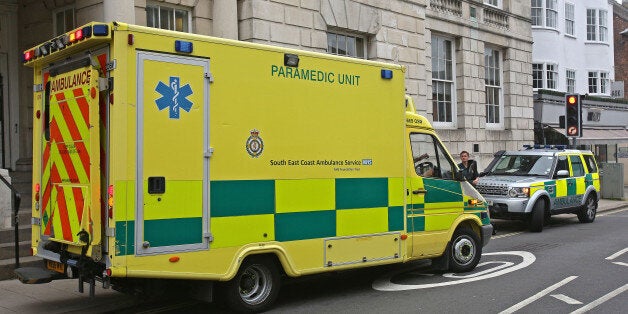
409, 133, 455, 180
553, 156, 568, 179
569, 155, 585, 177
583, 155, 598, 173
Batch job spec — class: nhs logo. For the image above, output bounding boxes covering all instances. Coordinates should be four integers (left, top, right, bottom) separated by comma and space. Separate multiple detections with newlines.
362, 159, 373, 166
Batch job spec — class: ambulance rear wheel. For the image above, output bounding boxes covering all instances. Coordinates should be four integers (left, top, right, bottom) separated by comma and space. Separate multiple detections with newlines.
223, 256, 280, 313
577, 194, 597, 223
448, 227, 481, 272
528, 200, 545, 232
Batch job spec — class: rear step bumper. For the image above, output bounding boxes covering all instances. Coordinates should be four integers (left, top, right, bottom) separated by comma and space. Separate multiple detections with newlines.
14, 266, 64, 284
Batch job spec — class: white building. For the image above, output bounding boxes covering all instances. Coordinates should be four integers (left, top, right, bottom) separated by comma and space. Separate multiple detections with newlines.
531, 0, 628, 185
532, 0, 614, 96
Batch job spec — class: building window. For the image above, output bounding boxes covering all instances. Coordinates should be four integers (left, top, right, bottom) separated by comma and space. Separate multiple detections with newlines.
565, 3, 575, 36
600, 72, 609, 94
531, 0, 543, 26
484, 47, 502, 125
546, 64, 558, 90
531, 0, 557, 29
587, 9, 608, 42
533, 63, 558, 90
327, 32, 366, 58
431, 35, 455, 125
485, 0, 500, 8
533, 63, 544, 89
147, 3, 190, 32
588, 71, 610, 95
588, 72, 599, 93
566, 69, 576, 93
53, 6, 75, 36
546, 0, 558, 28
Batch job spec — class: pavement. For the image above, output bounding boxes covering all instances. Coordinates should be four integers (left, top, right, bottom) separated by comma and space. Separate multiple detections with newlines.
0, 188, 626, 313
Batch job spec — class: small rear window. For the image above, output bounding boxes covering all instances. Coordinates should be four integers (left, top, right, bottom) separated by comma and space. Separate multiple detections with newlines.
583, 155, 598, 173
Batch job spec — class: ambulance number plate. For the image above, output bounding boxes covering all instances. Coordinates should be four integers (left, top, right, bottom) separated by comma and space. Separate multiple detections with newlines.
46, 260, 65, 274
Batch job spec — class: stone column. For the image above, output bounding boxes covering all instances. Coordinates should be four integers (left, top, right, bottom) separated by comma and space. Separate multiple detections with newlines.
0, 169, 11, 228
103, 0, 135, 24
213, 0, 238, 39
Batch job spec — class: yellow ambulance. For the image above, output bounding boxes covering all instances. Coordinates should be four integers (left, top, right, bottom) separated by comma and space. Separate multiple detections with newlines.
17, 22, 492, 312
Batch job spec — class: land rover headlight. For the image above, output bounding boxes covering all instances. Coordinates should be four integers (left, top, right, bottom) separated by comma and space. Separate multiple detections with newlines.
508, 187, 530, 198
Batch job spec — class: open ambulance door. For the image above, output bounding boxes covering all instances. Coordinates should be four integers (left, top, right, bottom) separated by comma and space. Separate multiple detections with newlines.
40, 61, 102, 258
135, 52, 210, 255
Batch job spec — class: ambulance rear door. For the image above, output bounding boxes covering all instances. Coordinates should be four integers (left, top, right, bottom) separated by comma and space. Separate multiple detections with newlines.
40, 59, 102, 258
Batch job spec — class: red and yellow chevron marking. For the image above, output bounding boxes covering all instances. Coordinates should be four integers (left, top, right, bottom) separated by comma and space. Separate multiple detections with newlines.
40, 66, 98, 245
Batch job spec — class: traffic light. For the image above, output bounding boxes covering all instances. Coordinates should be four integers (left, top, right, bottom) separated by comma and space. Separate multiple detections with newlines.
565, 94, 582, 137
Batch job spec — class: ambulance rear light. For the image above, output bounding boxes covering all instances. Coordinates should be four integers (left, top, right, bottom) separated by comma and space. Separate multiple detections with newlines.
23, 50, 34, 62
104, 268, 112, 277
34, 183, 40, 202
175, 40, 193, 53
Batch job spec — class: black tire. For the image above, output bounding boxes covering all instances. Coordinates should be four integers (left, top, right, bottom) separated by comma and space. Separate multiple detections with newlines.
528, 200, 545, 232
577, 194, 597, 223
448, 227, 482, 272
223, 256, 281, 313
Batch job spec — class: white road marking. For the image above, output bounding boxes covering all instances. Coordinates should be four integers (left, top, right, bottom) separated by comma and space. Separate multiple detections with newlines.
605, 247, 628, 260
442, 261, 514, 279
612, 262, 628, 267
372, 251, 535, 291
571, 283, 628, 314
551, 294, 582, 305
499, 276, 578, 314
492, 232, 523, 239
598, 207, 628, 217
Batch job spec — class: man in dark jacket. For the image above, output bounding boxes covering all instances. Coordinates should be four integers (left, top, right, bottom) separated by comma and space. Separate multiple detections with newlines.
458, 150, 479, 185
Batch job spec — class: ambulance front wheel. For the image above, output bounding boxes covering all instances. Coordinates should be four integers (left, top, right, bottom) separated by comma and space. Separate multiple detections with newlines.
528, 200, 545, 232
448, 227, 481, 272
223, 256, 281, 313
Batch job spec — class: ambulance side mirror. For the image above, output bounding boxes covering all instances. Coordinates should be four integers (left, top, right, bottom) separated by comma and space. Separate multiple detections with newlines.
555, 170, 569, 178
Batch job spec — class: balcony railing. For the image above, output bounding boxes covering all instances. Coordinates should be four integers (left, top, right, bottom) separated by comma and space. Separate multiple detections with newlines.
483, 6, 510, 29
429, 0, 462, 17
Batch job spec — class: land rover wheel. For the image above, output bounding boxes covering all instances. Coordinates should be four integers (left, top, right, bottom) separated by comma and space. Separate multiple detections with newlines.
577, 194, 597, 223
223, 256, 280, 313
528, 200, 545, 232
448, 227, 481, 272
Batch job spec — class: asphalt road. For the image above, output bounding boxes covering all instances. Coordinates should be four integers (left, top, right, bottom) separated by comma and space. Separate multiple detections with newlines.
1, 207, 626, 313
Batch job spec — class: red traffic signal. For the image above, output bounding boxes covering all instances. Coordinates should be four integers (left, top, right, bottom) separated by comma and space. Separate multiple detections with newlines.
565, 94, 581, 137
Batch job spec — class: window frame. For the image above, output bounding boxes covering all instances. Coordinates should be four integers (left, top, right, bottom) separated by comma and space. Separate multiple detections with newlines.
532, 62, 558, 91
531, 0, 544, 27
52, 5, 75, 36
484, 0, 501, 8
484, 46, 503, 129
545, 0, 558, 29
326, 31, 367, 59
588, 71, 610, 96
564, 2, 575, 37
146, 2, 192, 33
586, 9, 608, 43
431, 34, 457, 128
566, 69, 576, 93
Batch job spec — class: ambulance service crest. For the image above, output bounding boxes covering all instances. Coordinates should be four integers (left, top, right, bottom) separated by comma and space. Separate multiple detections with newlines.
246, 129, 264, 158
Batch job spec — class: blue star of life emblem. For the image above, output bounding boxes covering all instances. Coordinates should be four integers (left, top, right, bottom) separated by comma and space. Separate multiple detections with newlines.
155, 77, 193, 119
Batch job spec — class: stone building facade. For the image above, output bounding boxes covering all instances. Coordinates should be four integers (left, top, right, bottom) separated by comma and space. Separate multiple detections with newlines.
3, 0, 533, 170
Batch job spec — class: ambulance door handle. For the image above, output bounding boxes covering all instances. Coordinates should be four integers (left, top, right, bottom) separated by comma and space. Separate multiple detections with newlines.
412, 189, 427, 195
